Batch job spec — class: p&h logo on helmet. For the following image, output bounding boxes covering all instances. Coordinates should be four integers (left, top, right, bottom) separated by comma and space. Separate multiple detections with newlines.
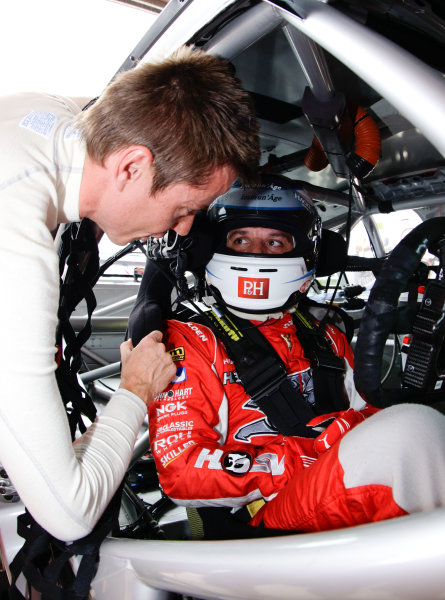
238, 276, 269, 299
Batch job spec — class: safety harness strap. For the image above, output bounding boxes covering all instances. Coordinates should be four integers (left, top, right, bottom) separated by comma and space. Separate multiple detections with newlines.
201, 309, 315, 437
292, 308, 348, 414
55, 220, 99, 436
9, 483, 123, 600
199, 304, 346, 437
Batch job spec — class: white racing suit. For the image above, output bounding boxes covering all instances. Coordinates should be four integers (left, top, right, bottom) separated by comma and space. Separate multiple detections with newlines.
149, 313, 445, 532
0, 93, 146, 542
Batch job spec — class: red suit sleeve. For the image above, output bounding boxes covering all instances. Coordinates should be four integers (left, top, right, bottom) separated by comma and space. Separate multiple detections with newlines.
148, 320, 294, 508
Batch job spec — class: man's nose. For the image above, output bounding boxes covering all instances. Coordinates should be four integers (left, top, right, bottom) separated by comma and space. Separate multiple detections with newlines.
172, 215, 195, 236
251, 240, 264, 254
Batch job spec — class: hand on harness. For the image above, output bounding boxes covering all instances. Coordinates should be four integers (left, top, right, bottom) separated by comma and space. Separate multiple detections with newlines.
120, 331, 176, 407
308, 405, 380, 454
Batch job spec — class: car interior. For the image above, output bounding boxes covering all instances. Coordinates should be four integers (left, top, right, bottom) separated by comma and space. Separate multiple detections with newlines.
64, 0, 445, 544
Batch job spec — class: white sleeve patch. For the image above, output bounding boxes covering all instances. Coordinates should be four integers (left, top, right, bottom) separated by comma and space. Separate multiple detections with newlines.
19, 111, 57, 138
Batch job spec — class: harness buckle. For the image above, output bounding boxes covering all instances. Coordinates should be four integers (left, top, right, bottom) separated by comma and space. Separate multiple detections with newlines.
239, 354, 288, 403
311, 345, 345, 371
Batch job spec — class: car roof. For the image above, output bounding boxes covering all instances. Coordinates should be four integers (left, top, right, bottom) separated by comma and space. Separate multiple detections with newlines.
112, 0, 445, 240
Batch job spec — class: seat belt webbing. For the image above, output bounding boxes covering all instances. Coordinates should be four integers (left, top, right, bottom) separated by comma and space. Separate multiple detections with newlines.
200, 309, 317, 437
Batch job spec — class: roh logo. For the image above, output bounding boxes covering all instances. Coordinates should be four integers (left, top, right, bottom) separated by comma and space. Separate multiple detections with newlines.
238, 277, 269, 299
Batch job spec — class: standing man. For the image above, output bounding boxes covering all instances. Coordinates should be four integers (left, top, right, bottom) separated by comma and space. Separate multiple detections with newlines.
0, 46, 259, 542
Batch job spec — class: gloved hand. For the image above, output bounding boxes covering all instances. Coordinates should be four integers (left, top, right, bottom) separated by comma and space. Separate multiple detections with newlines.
308, 405, 380, 454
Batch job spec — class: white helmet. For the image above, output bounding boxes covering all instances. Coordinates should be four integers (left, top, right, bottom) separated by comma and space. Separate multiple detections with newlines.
205, 175, 322, 314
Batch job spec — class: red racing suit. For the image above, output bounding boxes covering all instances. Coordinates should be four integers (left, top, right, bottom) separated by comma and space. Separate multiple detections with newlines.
148, 312, 405, 531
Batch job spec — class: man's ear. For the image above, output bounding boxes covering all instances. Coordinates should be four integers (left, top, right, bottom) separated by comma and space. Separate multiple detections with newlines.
114, 145, 154, 192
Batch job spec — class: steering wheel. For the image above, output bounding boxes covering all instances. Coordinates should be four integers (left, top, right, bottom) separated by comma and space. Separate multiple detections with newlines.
353, 217, 445, 407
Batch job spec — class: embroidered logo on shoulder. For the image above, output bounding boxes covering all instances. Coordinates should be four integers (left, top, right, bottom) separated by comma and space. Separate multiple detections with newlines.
170, 366, 187, 384
186, 323, 208, 342
169, 346, 185, 362
222, 450, 253, 477
19, 111, 57, 139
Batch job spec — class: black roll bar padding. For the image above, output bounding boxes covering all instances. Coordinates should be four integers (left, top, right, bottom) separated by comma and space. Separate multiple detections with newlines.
353, 217, 445, 406
127, 259, 175, 346
317, 229, 385, 277
345, 255, 386, 274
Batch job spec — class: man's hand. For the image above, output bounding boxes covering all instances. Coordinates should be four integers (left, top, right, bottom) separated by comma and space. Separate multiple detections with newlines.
119, 331, 176, 408
308, 405, 380, 454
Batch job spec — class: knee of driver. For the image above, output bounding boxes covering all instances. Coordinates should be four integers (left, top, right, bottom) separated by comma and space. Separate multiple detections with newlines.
339, 404, 445, 512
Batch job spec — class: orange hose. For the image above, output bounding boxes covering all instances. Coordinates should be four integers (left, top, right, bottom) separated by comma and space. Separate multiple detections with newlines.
304, 135, 329, 171
304, 105, 381, 176
353, 106, 381, 166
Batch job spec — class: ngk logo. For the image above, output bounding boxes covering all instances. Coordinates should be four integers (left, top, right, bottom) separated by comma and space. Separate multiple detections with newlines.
156, 401, 186, 416
238, 277, 269, 299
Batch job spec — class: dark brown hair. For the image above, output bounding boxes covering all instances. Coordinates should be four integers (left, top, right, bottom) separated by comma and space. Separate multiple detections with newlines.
76, 46, 260, 191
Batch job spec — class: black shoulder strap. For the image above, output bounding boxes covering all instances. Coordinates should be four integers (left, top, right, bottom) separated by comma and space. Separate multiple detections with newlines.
292, 307, 348, 414
302, 296, 355, 342
196, 304, 350, 435
198, 309, 318, 437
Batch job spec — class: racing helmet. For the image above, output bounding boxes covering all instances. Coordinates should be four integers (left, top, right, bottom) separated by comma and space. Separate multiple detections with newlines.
205, 175, 322, 314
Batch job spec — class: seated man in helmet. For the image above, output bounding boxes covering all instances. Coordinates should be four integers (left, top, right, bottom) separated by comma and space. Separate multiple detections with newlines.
146, 177, 445, 537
